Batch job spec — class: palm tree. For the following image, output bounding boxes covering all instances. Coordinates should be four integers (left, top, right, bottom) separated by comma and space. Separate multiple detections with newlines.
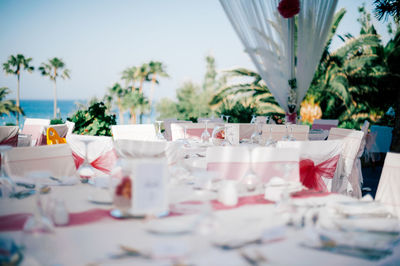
2, 54, 34, 125
0, 87, 24, 118
122, 89, 150, 124
135, 63, 150, 93
148, 61, 168, 105
38, 58, 70, 118
108, 83, 127, 124
121, 66, 137, 90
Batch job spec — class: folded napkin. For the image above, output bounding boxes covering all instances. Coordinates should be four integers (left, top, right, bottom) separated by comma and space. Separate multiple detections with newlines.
328, 200, 392, 218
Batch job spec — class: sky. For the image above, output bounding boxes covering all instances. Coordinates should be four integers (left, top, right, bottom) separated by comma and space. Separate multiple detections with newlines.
0, 0, 394, 102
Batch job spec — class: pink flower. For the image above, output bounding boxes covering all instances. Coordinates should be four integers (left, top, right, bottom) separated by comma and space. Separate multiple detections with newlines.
278, 0, 300, 18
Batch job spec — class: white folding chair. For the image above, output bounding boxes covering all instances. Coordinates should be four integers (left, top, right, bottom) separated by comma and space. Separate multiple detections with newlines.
3, 144, 77, 178
21, 118, 51, 146
111, 124, 157, 141
261, 124, 309, 141
206, 146, 299, 184
163, 119, 192, 141
0, 126, 19, 146
328, 128, 364, 197
277, 140, 343, 192
375, 152, 400, 217
66, 134, 117, 175
170, 122, 221, 141
312, 119, 339, 130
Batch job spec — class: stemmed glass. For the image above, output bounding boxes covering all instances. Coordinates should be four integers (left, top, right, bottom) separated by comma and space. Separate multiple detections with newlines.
200, 120, 211, 144
77, 138, 95, 183
250, 114, 256, 124
0, 145, 15, 198
282, 124, 290, 141
288, 126, 296, 141
250, 121, 262, 144
22, 172, 57, 265
177, 124, 191, 147
265, 127, 277, 147
241, 146, 260, 192
156, 121, 166, 140
224, 115, 230, 124
221, 125, 232, 146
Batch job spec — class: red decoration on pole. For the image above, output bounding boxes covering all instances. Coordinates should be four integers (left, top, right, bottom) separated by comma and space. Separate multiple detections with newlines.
278, 0, 300, 18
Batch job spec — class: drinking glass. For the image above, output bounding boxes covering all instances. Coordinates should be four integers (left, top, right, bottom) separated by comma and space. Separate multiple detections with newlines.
241, 146, 260, 192
200, 120, 211, 144
221, 125, 232, 146
264, 127, 277, 147
225, 115, 230, 124
288, 126, 296, 141
156, 121, 166, 140
177, 124, 191, 147
282, 125, 290, 141
250, 122, 262, 144
250, 114, 256, 124
77, 138, 95, 182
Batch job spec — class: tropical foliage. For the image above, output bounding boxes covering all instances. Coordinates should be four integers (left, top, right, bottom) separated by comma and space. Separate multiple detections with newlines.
0, 87, 24, 117
2, 54, 33, 124
39, 57, 71, 118
68, 102, 116, 136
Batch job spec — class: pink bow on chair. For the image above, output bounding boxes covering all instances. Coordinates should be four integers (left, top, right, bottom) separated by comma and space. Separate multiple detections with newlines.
299, 154, 340, 192
72, 149, 117, 174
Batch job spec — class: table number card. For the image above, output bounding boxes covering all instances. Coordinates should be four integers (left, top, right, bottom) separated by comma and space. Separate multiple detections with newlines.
131, 158, 169, 216
226, 124, 240, 145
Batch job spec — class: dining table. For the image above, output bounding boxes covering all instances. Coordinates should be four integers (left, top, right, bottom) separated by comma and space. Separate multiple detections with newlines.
1, 140, 399, 266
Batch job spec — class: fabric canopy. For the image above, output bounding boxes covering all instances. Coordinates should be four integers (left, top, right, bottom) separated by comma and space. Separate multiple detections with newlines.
219, 0, 338, 112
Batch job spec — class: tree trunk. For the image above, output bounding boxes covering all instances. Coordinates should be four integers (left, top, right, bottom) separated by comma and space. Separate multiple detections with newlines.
16, 74, 20, 126
117, 100, 124, 124
390, 87, 400, 152
149, 74, 157, 106
53, 80, 57, 118
139, 78, 144, 93
130, 109, 136, 124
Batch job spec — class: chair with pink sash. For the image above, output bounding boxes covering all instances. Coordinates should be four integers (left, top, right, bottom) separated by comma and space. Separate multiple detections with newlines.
21, 118, 50, 146
171, 122, 221, 141
2, 144, 77, 179
328, 127, 364, 197
261, 124, 309, 141
66, 134, 117, 175
206, 146, 300, 184
0, 126, 19, 147
312, 119, 339, 130
277, 140, 343, 192
163, 119, 192, 141
111, 124, 157, 141
375, 152, 400, 217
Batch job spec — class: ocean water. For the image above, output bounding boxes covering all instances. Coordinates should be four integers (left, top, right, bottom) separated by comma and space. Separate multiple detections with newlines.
1, 99, 157, 126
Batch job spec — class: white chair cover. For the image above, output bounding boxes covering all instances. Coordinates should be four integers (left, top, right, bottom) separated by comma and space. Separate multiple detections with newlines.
206, 146, 299, 183
198, 117, 224, 123
163, 119, 192, 141
3, 144, 76, 178
111, 124, 157, 141
375, 152, 400, 217
21, 118, 51, 146
261, 124, 309, 141
65, 120, 75, 136
0, 126, 19, 146
277, 140, 343, 192
170, 123, 222, 141
328, 128, 364, 197
312, 119, 339, 130
66, 134, 117, 174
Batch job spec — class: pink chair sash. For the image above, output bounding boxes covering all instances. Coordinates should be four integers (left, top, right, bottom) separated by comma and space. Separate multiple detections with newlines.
72, 149, 117, 174
0, 134, 18, 147
299, 154, 340, 192
207, 161, 298, 183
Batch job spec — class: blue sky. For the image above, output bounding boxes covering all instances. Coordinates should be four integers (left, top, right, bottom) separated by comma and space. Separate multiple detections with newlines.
0, 0, 393, 102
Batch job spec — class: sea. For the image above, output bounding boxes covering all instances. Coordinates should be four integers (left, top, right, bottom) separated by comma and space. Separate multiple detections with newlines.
1, 99, 157, 126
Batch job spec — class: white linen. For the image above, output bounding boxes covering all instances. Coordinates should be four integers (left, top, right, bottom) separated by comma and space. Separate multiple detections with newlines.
375, 152, 400, 218
328, 128, 364, 198
219, 0, 338, 112
170, 122, 222, 141
111, 124, 157, 141
2, 144, 77, 179
163, 119, 192, 141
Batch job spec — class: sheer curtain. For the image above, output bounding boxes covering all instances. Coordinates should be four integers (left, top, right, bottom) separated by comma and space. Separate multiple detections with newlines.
219, 0, 338, 112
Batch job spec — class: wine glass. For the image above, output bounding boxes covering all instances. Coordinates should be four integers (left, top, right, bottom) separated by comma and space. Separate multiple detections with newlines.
221, 125, 232, 146
225, 115, 230, 124
0, 145, 15, 198
250, 114, 256, 124
241, 146, 260, 192
156, 121, 166, 140
177, 124, 191, 147
288, 126, 296, 141
21, 172, 57, 265
77, 138, 95, 183
200, 120, 211, 144
282, 124, 290, 141
265, 127, 277, 147
250, 122, 262, 144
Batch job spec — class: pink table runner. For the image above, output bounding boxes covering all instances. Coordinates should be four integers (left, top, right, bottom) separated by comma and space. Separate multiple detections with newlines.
0, 190, 330, 232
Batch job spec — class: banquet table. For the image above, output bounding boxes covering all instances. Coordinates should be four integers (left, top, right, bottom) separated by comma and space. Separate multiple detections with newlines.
1, 180, 400, 266
1, 139, 400, 265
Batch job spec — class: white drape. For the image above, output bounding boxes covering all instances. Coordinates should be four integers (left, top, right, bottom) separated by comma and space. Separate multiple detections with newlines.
219, 0, 338, 112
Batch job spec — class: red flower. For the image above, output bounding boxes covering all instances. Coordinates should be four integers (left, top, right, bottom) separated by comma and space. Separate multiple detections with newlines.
115, 177, 132, 199
278, 0, 300, 18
